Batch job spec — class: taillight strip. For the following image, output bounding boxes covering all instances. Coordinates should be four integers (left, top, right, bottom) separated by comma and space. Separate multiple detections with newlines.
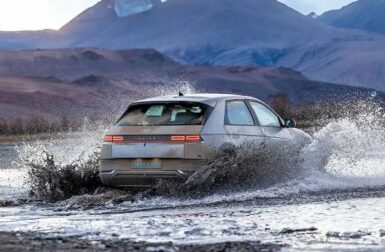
171, 135, 186, 141
104, 135, 202, 143
185, 135, 201, 142
103, 135, 125, 143
103, 135, 113, 142
113, 136, 124, 143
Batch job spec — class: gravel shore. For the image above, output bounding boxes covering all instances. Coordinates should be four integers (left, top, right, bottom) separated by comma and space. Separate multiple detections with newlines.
0, 232, 283, 252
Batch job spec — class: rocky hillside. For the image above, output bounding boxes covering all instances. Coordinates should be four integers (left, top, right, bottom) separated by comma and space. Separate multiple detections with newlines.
0, 48, 380, 120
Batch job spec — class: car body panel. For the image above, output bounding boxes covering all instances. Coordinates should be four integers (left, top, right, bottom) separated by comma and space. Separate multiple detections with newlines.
262, 126, 292, 145
224, 125, 265, 146
100, 159, 204, 187
111, 143, 185, 159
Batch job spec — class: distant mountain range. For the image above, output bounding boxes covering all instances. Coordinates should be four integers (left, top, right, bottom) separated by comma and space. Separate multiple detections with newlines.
1, 0, 385, 91
319, 0, 385, 35
0, 48, 379, 120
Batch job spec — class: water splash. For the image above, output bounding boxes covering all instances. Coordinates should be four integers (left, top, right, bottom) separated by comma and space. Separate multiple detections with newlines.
301, 101, 385, 186
141, 100, 385, 203
15, 128, 106, 201
146, 141, 305, 198
7, 99, 385, 206
22, 149, 101, 201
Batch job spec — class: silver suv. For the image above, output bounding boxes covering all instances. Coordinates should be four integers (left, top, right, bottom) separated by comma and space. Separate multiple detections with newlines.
100, 93, 310, 187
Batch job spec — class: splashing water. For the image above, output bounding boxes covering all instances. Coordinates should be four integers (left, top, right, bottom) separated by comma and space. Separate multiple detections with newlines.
4, 83, 202, 203
22, 149, 101, 201
146, 141, 305, 198
2, 99, 385, 252
301, 101, 385, 187
4, 99, 385, 207
140, 100, 385, 204
15, 128, 106, 201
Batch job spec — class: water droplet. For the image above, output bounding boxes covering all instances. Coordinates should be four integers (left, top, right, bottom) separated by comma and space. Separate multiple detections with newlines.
371, 91, 377, 97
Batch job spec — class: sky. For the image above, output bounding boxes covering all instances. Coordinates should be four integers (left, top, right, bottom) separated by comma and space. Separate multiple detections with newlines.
0, 0, 357, 31
278, 0, 357, 15
0, 0, 100, 31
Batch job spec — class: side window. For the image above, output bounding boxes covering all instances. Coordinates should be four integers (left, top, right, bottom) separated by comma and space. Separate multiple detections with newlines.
250, 102, 281, 127
225, 101, 254, 125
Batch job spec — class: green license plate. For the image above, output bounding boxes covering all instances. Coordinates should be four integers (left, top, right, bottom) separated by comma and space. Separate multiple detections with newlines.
132, 159, 162, 169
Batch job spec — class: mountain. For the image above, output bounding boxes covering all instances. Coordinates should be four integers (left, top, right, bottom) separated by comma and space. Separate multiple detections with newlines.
319, 0, 385, 35
307, 12, 319, 19
2, 0, 385, 91
0, 31, 46, 50
0, 48, 380, 120
50, 0, 385, 91
0, 75, 105, 119
54, 0, 325, 64
0, 48, 181, 82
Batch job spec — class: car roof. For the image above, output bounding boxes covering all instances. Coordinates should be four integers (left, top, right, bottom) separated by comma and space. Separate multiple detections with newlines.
133, 93, 262, 106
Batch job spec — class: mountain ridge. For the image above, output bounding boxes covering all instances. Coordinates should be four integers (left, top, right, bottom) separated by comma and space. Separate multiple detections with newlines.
319, 0, 385, 35
1, 0, 385, 91
0, 48, 380, 120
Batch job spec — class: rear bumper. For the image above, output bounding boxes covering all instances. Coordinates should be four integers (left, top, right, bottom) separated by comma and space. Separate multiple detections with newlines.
99, 159, 205, 187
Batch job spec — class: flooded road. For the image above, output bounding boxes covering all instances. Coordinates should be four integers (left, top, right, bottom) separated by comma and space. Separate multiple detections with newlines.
1, 113, 385, 251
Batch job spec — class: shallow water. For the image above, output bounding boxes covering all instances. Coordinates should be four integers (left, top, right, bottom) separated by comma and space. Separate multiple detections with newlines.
1, 191, 385, 251
1, 102, 385, 251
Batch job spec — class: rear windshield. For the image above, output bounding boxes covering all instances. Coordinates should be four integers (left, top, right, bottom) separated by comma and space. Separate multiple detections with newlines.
117, 102, 210, 126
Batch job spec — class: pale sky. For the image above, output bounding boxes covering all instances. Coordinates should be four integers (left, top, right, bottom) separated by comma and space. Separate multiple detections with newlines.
0, 0, 100, 31
278, 0, 357, 15
0, 0, 357, 31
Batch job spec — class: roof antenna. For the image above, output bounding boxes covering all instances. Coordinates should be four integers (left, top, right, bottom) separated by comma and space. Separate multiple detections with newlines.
178, 91, 184, 96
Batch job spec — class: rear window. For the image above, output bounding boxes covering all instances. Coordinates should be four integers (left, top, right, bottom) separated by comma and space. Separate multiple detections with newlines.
117, 102, 210, 126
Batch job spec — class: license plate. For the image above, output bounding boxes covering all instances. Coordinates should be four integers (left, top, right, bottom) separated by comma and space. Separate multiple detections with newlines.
132, 159, 162, 169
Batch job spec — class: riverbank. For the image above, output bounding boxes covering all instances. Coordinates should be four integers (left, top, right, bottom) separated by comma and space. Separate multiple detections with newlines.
0, 232, 283, 252
0, 133, 58, 143
0, 130, 102, 143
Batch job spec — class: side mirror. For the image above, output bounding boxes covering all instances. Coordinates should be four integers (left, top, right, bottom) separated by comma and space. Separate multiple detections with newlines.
284, 118, 296, 128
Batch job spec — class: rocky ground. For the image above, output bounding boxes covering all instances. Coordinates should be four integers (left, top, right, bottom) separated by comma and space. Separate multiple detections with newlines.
0, 232, 283, 252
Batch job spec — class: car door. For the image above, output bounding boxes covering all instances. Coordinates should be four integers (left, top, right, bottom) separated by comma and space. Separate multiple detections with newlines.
247, 101, 292, 145
223, 100, 264, 146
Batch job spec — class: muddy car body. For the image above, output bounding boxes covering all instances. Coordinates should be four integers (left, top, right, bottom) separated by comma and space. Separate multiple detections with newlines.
100, 93, 310, 187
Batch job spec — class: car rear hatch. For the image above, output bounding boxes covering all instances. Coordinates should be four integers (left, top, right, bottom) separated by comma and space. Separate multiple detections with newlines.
104, 101, 212, 160
106, 125, 203, 159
